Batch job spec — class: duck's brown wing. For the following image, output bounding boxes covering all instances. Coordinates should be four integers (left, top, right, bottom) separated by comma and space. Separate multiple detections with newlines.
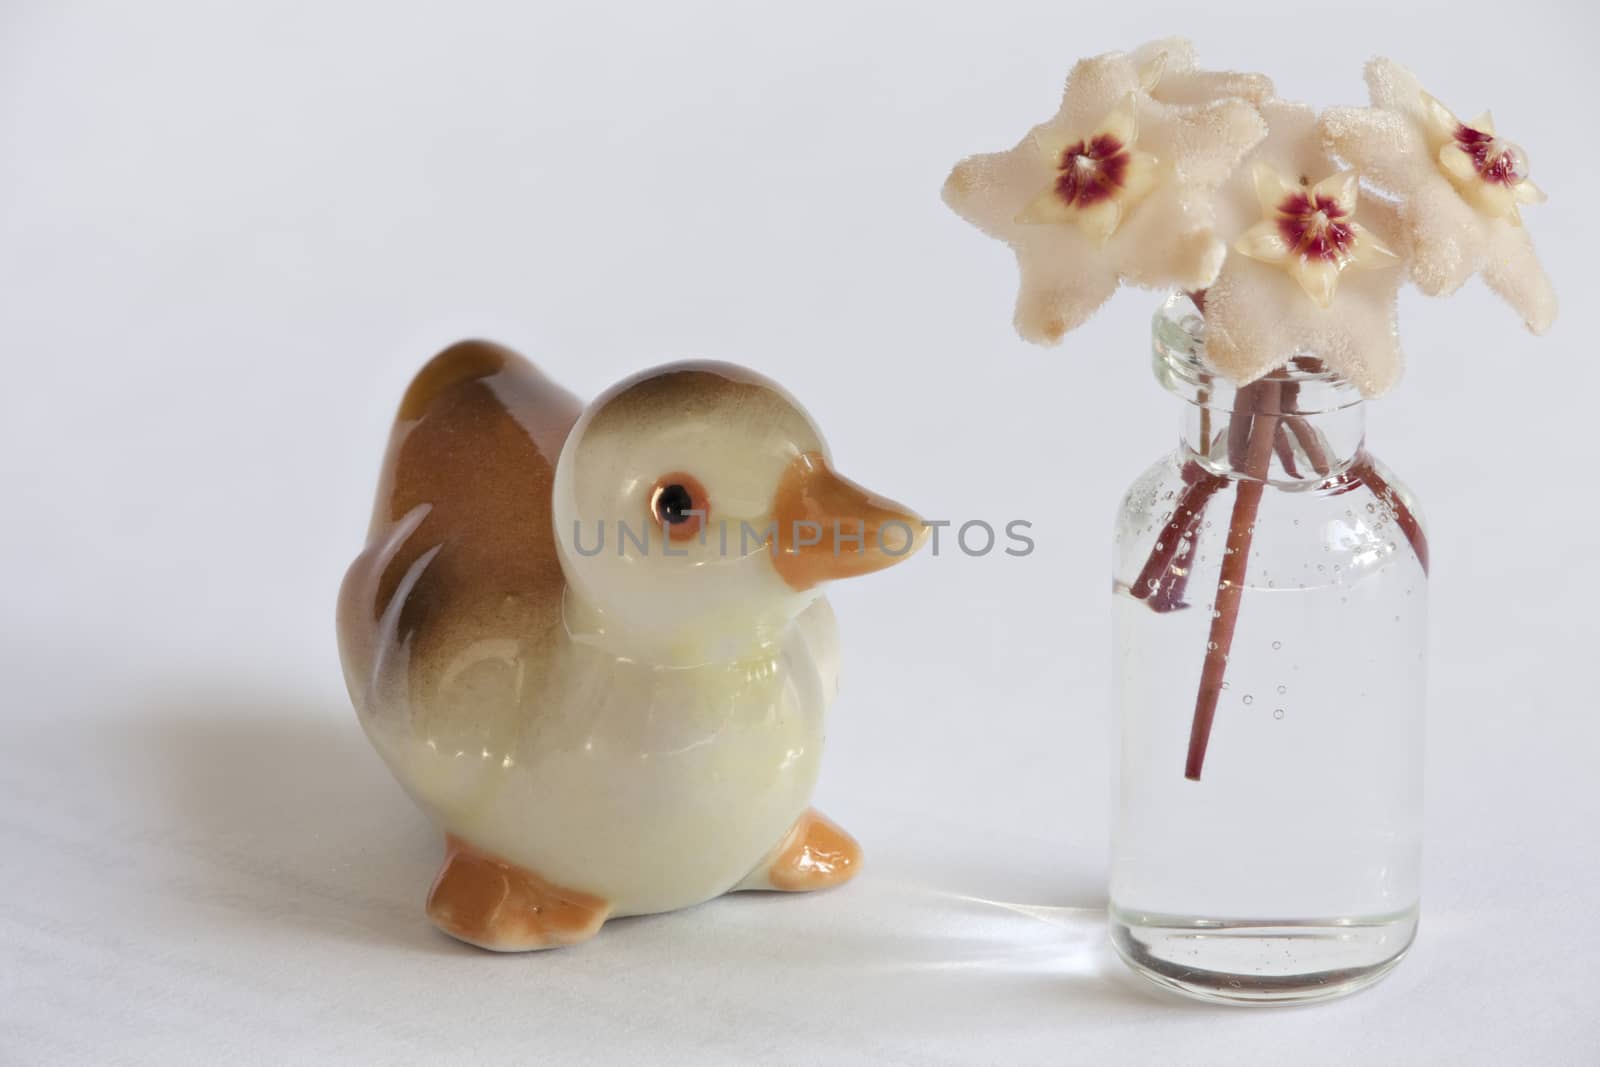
337, 341, 582, 741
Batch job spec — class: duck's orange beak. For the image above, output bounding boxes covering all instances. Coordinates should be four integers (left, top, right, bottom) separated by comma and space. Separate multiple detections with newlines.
769, 451, 928, 591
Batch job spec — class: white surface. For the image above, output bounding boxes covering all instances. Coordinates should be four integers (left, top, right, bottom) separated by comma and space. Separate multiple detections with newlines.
3, 2, 1598, 1063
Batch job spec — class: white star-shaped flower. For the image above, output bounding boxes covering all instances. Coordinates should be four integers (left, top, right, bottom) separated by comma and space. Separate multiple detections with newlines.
1320, 58, 1555, 332
1203, 100, 1410, 396
942, 39, 1268, 344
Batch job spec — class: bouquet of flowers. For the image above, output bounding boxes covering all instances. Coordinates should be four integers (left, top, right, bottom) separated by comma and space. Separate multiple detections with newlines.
943, 40, 1554, 779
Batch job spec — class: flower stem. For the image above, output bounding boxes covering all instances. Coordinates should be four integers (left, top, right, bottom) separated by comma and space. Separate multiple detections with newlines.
1272, 423, 1302, 478
1184, 378, 1282, 781
1131, 460, 1228, 613
1283, 411, 1331, 477
1277, 403, 1428, 573
1353, 453, 1430, 576
1134, 356, 1427, 781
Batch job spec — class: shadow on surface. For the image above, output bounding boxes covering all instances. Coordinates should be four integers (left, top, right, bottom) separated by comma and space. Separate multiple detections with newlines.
17, 682, 1196, 1014
114, 688, 454, 954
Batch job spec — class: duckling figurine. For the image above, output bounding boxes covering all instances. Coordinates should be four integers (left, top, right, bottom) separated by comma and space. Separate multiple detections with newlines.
337, 341, 928, 950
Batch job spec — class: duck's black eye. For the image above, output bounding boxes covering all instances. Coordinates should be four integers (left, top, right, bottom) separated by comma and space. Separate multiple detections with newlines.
649, 473, 709, 542
654, 483, 694, 524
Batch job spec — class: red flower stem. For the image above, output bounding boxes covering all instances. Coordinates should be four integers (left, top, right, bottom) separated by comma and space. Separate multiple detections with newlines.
1354, 453, 1430, 575
1132, 341, 1427, 779
1272, 424, 1301, 479
1147, 469, 1225, 612
1134, 416, 1329, 616
1184, 378, 1282, 782
1279, 413, 1427, 573
1132, 461, 1227, 612
1283, 412, 1332, 478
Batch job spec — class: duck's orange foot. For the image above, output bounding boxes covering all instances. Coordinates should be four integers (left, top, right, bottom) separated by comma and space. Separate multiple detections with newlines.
736, 808, 861, 893
426, 834, 611, 952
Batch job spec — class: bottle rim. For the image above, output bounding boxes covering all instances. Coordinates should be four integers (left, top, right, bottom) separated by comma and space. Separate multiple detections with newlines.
1152, 291, 1365, 415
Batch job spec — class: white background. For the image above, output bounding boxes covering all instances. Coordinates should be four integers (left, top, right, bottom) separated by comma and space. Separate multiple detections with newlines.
3, 1, 1597, 1063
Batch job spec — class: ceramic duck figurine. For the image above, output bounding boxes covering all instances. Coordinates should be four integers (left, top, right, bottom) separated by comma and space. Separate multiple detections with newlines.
338, 342, 928, 950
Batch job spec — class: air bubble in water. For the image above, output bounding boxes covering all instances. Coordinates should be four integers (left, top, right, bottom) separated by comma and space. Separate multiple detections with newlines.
1242, 694, 1254, 705
1273, 709, 1285, 720
1271, 640, 1282, 650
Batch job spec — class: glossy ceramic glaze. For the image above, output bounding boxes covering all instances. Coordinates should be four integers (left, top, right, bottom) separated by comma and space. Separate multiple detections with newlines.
338, 342, 926, 950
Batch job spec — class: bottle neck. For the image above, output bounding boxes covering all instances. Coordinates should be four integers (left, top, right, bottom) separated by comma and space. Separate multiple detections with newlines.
1180, 377, 1366, 484
1152, 291, 1367, 485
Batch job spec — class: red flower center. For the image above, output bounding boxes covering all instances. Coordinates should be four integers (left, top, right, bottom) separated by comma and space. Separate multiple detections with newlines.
1275, 192, 1354, 262
1454, 124, 1528, 186
1054, 135, 1130, 208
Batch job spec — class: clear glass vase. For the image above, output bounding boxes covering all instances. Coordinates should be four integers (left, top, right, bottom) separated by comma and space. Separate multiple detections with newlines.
1108, 293, 1429, 1004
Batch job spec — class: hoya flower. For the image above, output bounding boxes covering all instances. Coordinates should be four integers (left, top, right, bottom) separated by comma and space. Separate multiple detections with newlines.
1013, 92, 1159, 245
943, 40, 1268, 344
1204, 100, 1409, 395
1233, 167, 1398, 309
1320, 58, 1555, 332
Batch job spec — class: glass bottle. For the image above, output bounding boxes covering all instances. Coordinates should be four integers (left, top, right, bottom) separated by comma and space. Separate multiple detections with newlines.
1108, 292, 1428, 1004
